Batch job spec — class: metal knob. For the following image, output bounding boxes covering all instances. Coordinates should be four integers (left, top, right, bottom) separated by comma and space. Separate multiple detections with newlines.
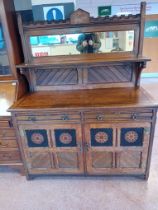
144, 127, 150, 134
85, 143, 90, 151
61, 115, 69, 121
28, 116, 36, 121
96, 115, 104, 121
131, 113, 137, 120
77, 143, 82, 152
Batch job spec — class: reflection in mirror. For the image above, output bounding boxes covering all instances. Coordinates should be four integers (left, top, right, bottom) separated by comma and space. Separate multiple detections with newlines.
30, 31, 134, 57
0, 23, 11, 76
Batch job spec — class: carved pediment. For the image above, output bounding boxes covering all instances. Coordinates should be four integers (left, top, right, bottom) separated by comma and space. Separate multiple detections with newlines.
70, 8, 90, 24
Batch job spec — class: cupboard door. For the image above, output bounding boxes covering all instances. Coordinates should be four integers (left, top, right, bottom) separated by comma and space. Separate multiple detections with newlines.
85, 122, 151, 175
20, 127, 54, 173
19, 123, 84, 175
51, 124, 84, 174
116, 122, 151, 173
85, 123, 116, 175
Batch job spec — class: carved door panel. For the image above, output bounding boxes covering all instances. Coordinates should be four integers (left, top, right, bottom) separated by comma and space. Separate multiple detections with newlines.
84, 123, 116, 175
19, 123, 84, 175
116, 122, 151, 174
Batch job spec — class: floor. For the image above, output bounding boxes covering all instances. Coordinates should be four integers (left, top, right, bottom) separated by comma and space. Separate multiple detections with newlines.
0, 78, 158, 210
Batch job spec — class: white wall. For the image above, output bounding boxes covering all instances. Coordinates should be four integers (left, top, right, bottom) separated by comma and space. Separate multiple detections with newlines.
31, 0, 158, 5
14, 0, 158, 14
75, 1, 158, 16
32, 0, 75, 6
30, 0, 158, 17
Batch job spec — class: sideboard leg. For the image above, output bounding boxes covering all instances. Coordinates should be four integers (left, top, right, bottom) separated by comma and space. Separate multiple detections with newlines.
26, 174, 34, 180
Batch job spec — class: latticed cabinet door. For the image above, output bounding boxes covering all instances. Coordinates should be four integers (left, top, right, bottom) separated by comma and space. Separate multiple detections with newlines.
19, 123, 84, 175
84, 123, 116, 175
116, 122, 151, 174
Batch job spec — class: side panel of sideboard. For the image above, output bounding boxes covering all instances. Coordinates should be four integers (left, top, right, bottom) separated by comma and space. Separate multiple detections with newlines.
0, 116, 24, 173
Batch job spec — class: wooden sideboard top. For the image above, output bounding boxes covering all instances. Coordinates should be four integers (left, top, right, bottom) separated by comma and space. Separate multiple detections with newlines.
0, 82, 16, 116
9, 87, 158, 112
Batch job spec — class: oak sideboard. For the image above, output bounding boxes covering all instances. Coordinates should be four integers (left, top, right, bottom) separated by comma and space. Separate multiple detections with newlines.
8, 2, 158, 180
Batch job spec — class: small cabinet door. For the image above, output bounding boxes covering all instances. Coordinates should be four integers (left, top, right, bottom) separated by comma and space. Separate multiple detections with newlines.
116, 122, 151, 174
84, 123, 116, 175
19, 123, 84, 175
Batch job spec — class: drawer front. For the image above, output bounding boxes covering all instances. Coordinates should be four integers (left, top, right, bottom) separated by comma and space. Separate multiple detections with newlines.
84, 109, 153, 122
16, 112, 81, 123
0, 150, 21, 162
0, 129, 16, 139
0, 121, 11, 128
0, 140, 18, 149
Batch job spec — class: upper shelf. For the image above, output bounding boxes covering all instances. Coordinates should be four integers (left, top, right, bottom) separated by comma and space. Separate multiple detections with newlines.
16, 55, 150, 69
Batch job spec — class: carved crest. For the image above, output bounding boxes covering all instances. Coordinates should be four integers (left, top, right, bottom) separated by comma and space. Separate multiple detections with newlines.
70, 8, 90, 24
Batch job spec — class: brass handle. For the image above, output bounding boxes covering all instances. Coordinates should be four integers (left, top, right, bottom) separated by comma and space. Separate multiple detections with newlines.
85, 143, 90, 151
96, 115, 104, 121
77, 143, 82, 152
61, 115, 69, 121
131, 113, 137, 120
0, 142, 7, 147
2, 154, 7, 158
144, 127, 150, 134
28, 116, 36, 122
2, 154, 11, 159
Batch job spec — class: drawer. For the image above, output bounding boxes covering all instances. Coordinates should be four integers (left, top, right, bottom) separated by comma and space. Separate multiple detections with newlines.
16, 112, 81, 123
0, 129, 16, 139
84, 109, 153, 122
0, 150, 21, 162
0, 116, 13, 128
0, 140, 18, 149
0, 120, 11, 128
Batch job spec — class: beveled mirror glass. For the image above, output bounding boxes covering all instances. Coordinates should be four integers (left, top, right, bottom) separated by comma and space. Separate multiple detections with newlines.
30, 31, 134, 57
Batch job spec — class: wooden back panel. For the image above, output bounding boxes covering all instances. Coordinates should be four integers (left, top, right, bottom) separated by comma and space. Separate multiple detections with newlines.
20, 62, 136, 91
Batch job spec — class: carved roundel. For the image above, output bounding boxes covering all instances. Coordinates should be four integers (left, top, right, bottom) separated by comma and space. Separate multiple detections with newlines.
31, 133, 44, 145
59, 133, 72, 144
95, 132, 108, 143
125, 131, 138, 143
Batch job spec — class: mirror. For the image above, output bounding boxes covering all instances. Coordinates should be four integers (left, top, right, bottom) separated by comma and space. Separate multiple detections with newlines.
0, 23, 11, 76
30, 31, 135, 57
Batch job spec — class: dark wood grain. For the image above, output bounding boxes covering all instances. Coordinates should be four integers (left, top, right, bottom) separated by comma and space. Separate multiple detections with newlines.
9, 87, 158, 112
